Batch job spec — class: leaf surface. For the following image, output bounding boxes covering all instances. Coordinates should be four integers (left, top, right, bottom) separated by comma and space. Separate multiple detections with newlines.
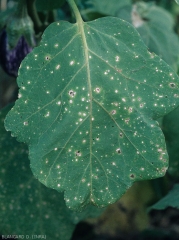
5, 16, 179, 210
151, 184, 179, 210
89, 0, 131, 16
120, 2, 179, 70
0, 105, 103, 238
162, 106, 179, 179
0, 106, 74, 239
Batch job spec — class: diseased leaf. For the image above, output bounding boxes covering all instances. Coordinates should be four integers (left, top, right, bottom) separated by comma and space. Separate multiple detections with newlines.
0, 105, 75, 239
5, 16, 179, 210
0, 105, 102, 238
162, 106, 179, 179
150, 184, 179, 210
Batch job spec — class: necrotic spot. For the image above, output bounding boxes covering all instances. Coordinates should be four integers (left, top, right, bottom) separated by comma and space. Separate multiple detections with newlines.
69, 90, 75, 97
119, 132, 123, 138
76, 151, 81, 156
95, 87, 100, 93
116, 148, 121, 154
45, 56, 50, 60
169, 83, 176, 88
111, 110, 116, 115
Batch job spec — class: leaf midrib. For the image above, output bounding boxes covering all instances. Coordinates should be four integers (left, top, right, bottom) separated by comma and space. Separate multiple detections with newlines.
77, 20, 93, 201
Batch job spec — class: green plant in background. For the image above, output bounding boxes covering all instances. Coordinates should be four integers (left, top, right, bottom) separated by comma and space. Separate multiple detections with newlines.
1, 0, 179, 239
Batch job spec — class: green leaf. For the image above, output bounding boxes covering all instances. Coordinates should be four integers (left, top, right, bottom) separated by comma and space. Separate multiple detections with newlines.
5, 15, 179, 210
129, 2, 179, 70
0, 105, 103, 238
175, 0, 179, 5
36, 0, 66, 11
0, 105, 75, 239
150, 184, 179, 210
89, 0, 131, 16
0, 8, 15, 30
162, 106, 179, 179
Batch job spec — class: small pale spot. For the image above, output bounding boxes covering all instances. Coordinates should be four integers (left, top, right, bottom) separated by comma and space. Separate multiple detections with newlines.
70, 61, 74, 65
56, 64, 60, 70
115, 56, 120, 62
95, 87, 100, 93
111, 110, 116, 115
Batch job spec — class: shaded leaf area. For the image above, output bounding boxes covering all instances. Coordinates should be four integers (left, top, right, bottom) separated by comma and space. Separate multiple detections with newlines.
81, 2, 179, 70
79, 0, 131, 22
0, 8, 15, 30
5, 16, 179, 210
88, 0, 131, 16
36, 0, 66, 11
0, 106, 103, 239
151, 184, 179, 210
162, 106, 179, 179
120, 2, 179, 70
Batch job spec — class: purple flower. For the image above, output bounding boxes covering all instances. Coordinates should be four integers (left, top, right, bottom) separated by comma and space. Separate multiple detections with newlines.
0, 29, 33, 77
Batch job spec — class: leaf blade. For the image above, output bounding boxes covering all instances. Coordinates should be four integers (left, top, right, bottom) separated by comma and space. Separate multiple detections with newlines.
5, 17, 179, 210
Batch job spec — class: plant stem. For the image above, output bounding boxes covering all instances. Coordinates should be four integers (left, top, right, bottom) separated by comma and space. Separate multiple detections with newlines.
14, 0, 28, 18
26, 0, 43, 34
66, 0, 83, 24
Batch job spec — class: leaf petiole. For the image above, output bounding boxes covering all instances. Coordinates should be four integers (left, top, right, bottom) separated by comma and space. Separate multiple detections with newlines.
67, 0, 83, 24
